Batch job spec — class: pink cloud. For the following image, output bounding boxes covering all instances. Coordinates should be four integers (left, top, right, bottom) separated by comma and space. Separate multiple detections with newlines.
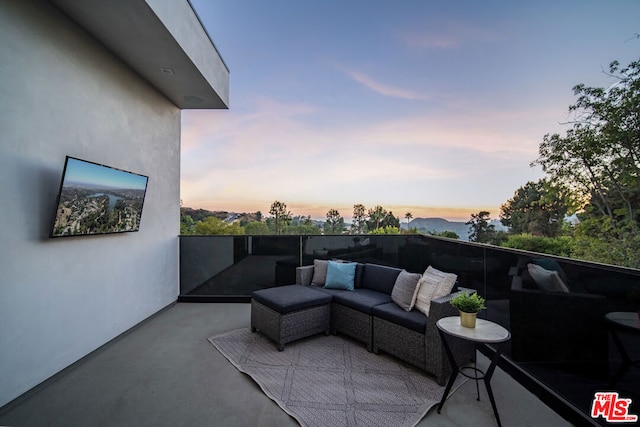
346, 70, 430, 100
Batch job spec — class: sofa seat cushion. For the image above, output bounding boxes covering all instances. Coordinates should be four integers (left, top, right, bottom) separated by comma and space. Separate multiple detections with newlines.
332, 288, 392, 314
312, 287, 347, 297
361, 263, 402, 294
252, 285, 332, 314
372, 302, 427, 334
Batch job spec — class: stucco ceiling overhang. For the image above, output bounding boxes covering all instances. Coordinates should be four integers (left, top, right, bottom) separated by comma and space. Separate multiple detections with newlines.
49, 0, 229, 109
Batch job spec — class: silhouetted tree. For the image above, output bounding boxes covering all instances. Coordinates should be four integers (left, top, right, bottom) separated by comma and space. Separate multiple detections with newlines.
269, 200, 292, 235
325, 209, 345, 234
351, 204, 367, 234
500, 179, 571, 237
466, 211, 495, 243
404, 212, 413, 231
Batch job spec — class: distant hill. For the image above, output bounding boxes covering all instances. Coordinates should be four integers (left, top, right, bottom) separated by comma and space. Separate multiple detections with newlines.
405, 218, 471, 240
403, 218, 507, 241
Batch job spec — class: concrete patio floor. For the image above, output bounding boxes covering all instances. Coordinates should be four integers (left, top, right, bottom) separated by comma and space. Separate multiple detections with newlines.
0, 303, 572, 427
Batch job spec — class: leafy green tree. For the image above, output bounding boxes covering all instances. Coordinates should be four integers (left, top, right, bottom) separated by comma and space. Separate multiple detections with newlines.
301, 215, 313, 226
369, 225, 400, 234
527, 57, 640, 267
325, 209, 345, 234
571, 217, 640, 268
430, 230, 459, 239
180, 214, 195, 235
244, 221, 270, 235
500, 179, 572, 237
284, 224, 321, 235
269, 200, 292, 235
366, 206, 400, 231
195, 217, 244, 235
225, 222, 245, 235
383, 211, 401, 228
466, 211, 495, 243
532, 58, 640, 228
351, 204, 367, 234
367, 205, 386, 231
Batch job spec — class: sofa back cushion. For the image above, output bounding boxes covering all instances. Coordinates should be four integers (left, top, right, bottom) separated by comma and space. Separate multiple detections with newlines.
361, 263, 402, 294
354, 263, 365, 288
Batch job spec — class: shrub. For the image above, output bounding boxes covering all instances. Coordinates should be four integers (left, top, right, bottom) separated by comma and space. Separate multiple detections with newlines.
501, 234, 573, 257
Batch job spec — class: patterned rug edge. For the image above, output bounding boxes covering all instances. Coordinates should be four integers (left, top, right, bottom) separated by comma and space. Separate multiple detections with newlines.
207, 329, 304, 424
208, 328, 466, 427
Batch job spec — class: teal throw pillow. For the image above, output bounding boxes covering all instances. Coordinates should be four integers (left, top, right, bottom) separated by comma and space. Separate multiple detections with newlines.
324, 261, 357, 291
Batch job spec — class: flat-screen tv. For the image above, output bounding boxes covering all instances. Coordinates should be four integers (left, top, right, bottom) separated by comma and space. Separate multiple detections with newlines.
50, 156, 149, 237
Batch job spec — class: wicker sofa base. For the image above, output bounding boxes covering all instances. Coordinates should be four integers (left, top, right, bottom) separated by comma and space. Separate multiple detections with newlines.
373, 317, 426, 370
251, 299, 330, 351
331, 303, 373, 351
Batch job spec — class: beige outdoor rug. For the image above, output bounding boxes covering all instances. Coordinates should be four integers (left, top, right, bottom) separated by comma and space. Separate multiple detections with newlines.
209, 328, 464, 427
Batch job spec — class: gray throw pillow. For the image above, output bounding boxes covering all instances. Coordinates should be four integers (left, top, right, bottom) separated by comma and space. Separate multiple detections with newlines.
527, 263, 569, 293
311, 259, 329, 286
391, 270, 422, 311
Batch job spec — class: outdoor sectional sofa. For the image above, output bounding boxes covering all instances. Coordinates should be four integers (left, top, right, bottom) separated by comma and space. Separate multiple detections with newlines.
252, 260, 475, 385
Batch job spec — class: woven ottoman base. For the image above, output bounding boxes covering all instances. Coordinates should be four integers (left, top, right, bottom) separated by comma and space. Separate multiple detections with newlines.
251, 285, 331, 351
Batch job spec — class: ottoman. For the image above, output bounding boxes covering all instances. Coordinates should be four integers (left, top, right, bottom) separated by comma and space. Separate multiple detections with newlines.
251, 285, 332, 351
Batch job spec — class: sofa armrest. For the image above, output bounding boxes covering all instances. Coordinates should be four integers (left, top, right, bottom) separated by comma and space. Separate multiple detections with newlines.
429, 290, 463, 322
296, 265, 314, 286
425, 289, 476, 385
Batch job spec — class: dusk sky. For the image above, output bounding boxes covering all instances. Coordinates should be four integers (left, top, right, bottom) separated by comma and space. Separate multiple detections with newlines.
65, 158, 148, 190
182, 0, 639, 221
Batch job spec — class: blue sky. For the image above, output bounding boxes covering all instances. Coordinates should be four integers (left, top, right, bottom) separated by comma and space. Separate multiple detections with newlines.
182, 0, 640, 221
65, 158, 148, 190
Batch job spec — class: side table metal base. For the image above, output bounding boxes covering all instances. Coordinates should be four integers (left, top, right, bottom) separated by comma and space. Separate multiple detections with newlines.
437, 328, 505, 427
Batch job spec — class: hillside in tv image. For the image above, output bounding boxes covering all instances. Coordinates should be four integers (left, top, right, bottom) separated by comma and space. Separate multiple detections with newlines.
51, 157, 148, 237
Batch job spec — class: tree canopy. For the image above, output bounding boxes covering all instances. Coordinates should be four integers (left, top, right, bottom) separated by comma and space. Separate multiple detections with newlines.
325, 209, 345, 234
366, 205, 400, 232
351, 204, 367, 234
532, 59, 640, 229
269, 200, 292, 235
510, 57, 640, 267
466, 211, 495, 243
500, 179, 572, 237
194, 217, 244, 235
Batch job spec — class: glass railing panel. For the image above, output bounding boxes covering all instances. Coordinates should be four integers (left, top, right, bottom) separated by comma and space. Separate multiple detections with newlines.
181, 235, 300, 295
498, 249, 640, 422
302, 235, 386, 265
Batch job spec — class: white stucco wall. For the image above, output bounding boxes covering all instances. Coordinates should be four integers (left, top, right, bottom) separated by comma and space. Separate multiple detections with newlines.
0, 1, 181, 407
146, 0, 230, 106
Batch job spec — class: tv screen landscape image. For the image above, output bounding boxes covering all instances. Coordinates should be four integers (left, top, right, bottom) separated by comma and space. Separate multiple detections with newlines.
50, 157, 149, 237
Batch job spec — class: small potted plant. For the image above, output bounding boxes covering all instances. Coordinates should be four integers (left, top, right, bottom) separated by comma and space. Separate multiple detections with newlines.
450, 291, 486, 328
